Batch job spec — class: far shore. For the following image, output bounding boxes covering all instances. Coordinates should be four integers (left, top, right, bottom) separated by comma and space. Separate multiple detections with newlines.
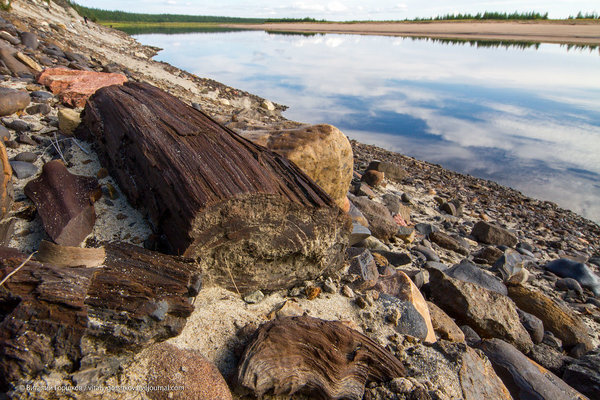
220, 20, 600, 45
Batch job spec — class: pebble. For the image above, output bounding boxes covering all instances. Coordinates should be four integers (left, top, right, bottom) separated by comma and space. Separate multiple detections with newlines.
243, 290, 264, 304
16, 134, 37, 146
26, 103, 52, 115
13, 152, 38, 162
4, 119, 31, 132
341, 284, 354, 298
9, 160, 37, 179
556, 278, 584, 297
30, 90, 54, 103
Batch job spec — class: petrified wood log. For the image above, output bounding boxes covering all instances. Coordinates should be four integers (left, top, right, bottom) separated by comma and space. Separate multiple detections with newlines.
0, 242, 201, 391
237, 316, 406, 399
78, 81, 350, 293
24, 160, 100, 246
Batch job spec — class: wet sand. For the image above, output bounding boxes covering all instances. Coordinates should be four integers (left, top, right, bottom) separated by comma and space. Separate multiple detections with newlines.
223, 20, 600, 45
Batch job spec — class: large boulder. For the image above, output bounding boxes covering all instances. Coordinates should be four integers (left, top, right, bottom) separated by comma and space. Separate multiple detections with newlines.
350, 195, 398, 241
240, 124, 353, 209
507, 285, 594, 351
428, 268, 533, 353
479, 339, 587, 400
545, 258, 600, 296
37, 68, 128, 107
446, 260, 507, 295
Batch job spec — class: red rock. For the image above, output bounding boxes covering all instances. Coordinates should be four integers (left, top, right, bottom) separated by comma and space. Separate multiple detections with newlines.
37, 68, 127, 107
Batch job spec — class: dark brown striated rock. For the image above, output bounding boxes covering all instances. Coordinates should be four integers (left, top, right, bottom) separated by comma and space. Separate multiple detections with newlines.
0, 140, 13, 219
428, 268, 533, 353
24, 160, 100, 246
362, 169, 384, 187
507, 285, 594, 351
37, 68, 128, 107
237, 316, 405, 399
146, 343, 233, 400
347, 247, 379, 290
0, 243, 200, 391
471, 221, 518, 247
479, 339, 587, 400
79, 81, 350, 293
0, 87, 30, 116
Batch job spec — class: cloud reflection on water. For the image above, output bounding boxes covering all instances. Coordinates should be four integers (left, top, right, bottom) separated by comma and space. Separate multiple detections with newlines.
135, 31, 600, 223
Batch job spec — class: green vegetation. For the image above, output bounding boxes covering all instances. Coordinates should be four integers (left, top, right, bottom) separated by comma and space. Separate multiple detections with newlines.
568, 12, 600, 20
0, 0, 11, 11
411, 11, 549, 21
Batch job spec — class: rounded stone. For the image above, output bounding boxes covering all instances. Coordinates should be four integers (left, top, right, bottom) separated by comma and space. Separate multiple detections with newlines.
0, 87, 30, 116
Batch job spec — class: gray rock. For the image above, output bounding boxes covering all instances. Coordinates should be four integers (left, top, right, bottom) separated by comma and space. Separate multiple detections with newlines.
0, 47, 30, 76
545, 258, 600, 296
372, 250, 411, 267
429, 231, 468, 255
562, 348, 600, 399
556, 278, 584, 297
4, 119, 30, 132
349, 222, 371, 246
16, 134, 36, 145
428, 268, 532, 353
26, 103, 52, 115
382, 193, 402, 215
425, 261, 448, 271
479, 339, 587, 400
473, 246, 504, 265
19, 31, 38, 50
0, 87, 30, 116
30, 90, 54, 103
460, 325, 482, 346
413, 245, 439, 262
0, 31, 20, 45
401, 192, 412, 203
44, 44, 66, 58
13, 152, 37, 163
446, 260, 508, 295
529, 343, 573, 376
243, 290, 264, 304
542, 331, 563, 349
494, 248, 530, 284
351, 196, 398, 241
9, 160, 37, 179
517, 309, 544, 344
366, 160, 407, 181
471, 221, 518, 247
415, 223, 438, 236
0, 124, 9, 141
346, 247, 379, 290
379, 294, 427, 340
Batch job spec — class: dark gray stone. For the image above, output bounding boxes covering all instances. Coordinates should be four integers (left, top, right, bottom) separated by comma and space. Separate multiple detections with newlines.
556, 278, 584, 297
16, 134, 36, 145
382, 193, 402, 215
0, 31, 20, 45
379, 293, 428, 340
562, 348, 600, 399
372, 250, 411, 267
19, 31, 38, 50
0, 124, 9, 141
26, 103, 52, 115
517, 309, 544, 344
429, 231, 468, 255
446, 260, 508, 295
529, 343, 573, 376
413, 245, 439, 262
415, 223, 438, 236
346, 247, 379, 290
349, 222, 371, 246
479, 339, 586, 400
425, 261, 448, 271
545, 258, 600, 296
13, 152, 37, 163
543, 331, 563, 349
30, 90, 54, 103
473, 246, 504, 265
5, 119, 30, 132
9, 160, 37, 179
460, 325, 481, 347
351, 196, 398, 241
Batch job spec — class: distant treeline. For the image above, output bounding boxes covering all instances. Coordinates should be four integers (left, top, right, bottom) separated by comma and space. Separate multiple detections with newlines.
66, 2, 325, 23
411, 11, 549, 21
567, 12, 599, 20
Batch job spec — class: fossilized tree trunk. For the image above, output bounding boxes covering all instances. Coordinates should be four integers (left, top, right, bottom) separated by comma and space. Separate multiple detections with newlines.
78, 82, 350, 293
0, 243, 201, 391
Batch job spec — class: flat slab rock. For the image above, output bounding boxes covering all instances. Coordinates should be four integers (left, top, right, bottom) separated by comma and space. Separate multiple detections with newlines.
78, 81, 350, 293
37, 68, 127, 107
0, 243, 201, 392
237, 315, 405, 400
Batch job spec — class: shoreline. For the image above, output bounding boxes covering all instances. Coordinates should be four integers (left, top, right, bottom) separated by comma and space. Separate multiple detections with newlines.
221, 20, 600, 45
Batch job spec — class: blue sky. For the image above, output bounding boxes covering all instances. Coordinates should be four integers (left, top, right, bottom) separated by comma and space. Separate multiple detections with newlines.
73, 1, 598, 20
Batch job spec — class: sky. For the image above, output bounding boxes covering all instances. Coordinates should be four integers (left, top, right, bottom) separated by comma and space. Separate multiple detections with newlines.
73, 0, 598, 20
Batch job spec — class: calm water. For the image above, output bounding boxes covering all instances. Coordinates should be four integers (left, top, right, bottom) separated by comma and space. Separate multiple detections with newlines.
133, 30, 600, 224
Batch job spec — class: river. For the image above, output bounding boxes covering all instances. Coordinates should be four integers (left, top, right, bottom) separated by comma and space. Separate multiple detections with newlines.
131, 29, 600, 224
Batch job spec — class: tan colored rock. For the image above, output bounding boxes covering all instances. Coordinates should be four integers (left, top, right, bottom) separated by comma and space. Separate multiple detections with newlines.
395, 271, 436, 343
0, 140, 13, 219
37, 68, 127, 107
146, 342, 233, 400
428, 268, 533, 353
241, 124, 353, 209
58, 108, 81, 135
15, 51, 42, 72
508, 285, 594, 351
427, 301, 465, 342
